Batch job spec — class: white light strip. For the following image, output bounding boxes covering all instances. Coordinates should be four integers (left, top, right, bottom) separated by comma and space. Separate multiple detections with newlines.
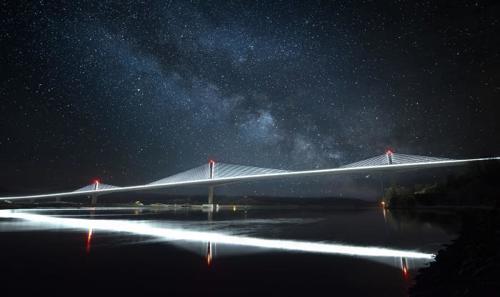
0, 210, 434, 260
1, 156, 498, 201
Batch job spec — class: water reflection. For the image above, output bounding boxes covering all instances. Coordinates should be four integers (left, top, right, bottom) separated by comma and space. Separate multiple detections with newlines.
400, 257, 409, 279
206, 241, 215, 266
0, 206, 469, 296
86, 228, 93, 253
0, 209, 434, 265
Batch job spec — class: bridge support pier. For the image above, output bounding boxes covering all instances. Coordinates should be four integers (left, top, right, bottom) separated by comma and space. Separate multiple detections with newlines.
203, 186, 216, 212
208, 186, 214, 205
90, 194, 98, 206
90, 180, 100, 206
202, 160, 217, 212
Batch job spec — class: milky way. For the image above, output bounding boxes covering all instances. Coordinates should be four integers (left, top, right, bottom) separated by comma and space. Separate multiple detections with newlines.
1, 1, 499, 191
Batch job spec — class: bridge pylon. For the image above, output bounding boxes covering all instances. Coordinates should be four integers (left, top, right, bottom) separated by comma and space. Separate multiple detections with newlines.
202, 160, 217, 212
90, 180, 99, 206
386, 149, 394, 165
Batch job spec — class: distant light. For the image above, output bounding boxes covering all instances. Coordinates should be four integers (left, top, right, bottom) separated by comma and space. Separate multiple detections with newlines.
386, 149, 394, 156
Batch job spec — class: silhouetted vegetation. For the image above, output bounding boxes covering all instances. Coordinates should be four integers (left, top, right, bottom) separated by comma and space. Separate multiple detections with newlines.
384, 161, 500, 295
410, 209, 500, 296
383, 161, 500, 208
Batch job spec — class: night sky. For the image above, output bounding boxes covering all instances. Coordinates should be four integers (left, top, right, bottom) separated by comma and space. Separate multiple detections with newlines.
1, 1, 499, 192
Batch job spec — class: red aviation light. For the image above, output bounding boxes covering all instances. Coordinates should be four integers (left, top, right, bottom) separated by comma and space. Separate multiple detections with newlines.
386, 149, 394, 156
93, 179, 100, 191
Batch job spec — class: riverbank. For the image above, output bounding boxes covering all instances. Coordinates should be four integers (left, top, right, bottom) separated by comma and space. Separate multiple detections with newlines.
0, 196, 377, 210
382, 161, 500, 209
409, 209, 499, 296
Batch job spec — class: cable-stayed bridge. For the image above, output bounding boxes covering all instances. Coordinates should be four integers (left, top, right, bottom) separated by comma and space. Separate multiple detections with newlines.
1, 151, 499, 207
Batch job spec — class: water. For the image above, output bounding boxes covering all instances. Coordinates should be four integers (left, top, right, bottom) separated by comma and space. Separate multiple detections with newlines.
0, 207, 459, 296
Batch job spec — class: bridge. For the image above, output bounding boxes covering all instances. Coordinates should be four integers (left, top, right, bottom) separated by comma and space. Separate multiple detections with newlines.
1, 150, 499, 208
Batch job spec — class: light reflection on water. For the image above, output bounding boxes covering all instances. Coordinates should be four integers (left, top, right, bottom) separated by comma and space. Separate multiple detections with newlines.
0, 206, 466, 296
0, 207, 443, 276
86, 228, 93, 253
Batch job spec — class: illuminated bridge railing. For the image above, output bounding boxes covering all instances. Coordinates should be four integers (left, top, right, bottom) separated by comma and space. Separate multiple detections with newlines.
1, 151, 498, 202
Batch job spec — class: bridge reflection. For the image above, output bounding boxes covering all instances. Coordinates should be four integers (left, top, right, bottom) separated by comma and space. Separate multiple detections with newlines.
400, 257, 409, 279
0, 209, 434, 269
86, 228, 93, 253
206, 242, 215, 266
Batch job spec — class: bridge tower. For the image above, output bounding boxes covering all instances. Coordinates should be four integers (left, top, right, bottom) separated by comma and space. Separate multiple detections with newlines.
90, 179, 99, 206
205, 160, 216, 211
386, 149, 394, 165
